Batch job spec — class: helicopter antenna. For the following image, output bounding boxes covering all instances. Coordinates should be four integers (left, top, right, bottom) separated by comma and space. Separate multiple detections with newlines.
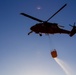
47, 3, 67, 22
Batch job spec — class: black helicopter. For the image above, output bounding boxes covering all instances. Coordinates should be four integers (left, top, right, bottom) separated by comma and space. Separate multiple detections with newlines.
20, 3, 71, 36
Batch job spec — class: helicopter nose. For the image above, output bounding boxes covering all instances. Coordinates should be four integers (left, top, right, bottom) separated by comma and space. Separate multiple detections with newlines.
30, 26, 34, 31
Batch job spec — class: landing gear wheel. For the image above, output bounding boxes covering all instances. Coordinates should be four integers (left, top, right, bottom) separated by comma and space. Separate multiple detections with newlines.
39, 34, 42, 36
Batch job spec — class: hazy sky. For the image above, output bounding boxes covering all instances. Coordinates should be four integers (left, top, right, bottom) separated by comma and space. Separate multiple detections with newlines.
0, 0, 76, 75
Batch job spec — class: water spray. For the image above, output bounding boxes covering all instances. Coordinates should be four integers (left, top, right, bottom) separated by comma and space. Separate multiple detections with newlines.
54, 58, 71, 75
51, 50, 72, 75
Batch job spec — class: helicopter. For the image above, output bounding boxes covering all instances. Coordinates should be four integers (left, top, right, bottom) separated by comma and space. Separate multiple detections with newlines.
20, 3, 71, 36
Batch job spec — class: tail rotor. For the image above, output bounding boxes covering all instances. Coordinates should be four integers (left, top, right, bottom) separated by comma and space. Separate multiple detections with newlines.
69, 22, 76, 28
69, 22, 76, 37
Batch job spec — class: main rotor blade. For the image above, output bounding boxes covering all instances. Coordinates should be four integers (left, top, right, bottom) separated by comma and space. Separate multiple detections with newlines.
47, 3, 67, 22
20, 13, 43, 22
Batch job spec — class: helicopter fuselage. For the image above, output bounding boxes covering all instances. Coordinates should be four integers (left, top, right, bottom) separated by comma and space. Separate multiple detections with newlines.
30, 22, 70, 35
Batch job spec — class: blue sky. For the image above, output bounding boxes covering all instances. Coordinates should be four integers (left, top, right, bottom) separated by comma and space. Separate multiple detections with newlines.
0, 0, 76, 75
